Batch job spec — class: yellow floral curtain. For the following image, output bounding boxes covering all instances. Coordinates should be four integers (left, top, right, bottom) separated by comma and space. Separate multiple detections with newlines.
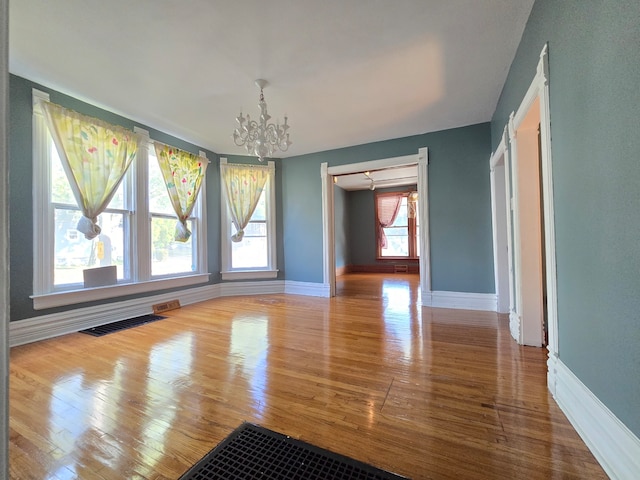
154, 143, 207, 242
42, 101, 139, 239
220, 163, 269, 242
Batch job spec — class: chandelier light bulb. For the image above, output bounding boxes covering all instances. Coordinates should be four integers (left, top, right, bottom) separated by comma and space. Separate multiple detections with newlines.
232, 79, 292, 162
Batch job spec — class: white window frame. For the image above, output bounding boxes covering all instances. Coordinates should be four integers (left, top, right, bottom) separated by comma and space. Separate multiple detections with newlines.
31, 89, 209, 309
220, 157, 277, 280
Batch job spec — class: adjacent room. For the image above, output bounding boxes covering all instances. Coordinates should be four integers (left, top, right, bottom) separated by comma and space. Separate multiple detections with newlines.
1, 1, 638, 479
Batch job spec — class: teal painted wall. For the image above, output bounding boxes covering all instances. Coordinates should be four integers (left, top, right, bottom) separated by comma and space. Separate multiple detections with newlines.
9, 75, 221, 321
491, 0, 640, 436
348, 190, 376, 266
282, 123, 495, 293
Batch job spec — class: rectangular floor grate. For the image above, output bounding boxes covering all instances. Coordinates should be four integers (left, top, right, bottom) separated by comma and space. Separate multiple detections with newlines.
180, 422, 409, 480
79, 314, 166, 336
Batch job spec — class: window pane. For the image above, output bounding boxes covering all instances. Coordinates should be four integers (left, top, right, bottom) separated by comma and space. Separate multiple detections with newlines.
51, 143, 76, 205
381, 226, 409, 257
231, 235, 268, 268
50, 139, 125, 209
149, 149, 175, 215
380, 197, 409, 257
231, 220, 267, 268
393, 199, 408, 226
240, 221, 267, 237
251, 190, 267, 221
151, 216, 195, 275
54, 208, 125, 285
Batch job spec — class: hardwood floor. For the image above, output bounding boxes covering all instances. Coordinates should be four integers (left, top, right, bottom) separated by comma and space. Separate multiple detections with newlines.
9, 274, 607, 479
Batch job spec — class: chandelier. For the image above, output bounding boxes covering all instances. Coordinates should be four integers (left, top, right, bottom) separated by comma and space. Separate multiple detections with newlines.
233, 79, 292, 162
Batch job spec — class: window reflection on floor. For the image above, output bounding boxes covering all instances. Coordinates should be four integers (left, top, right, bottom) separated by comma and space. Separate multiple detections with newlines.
138, 332, 194, 475
48, 332, 194, 477
230, 316, 268, 419
381, 278, 423, 363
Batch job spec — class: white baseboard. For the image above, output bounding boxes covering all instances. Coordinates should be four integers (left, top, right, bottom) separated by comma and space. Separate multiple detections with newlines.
422, 290, 497, 311
9, 279, 326, 347
285, 281, 330, 297
218, 280, 285, 297
10, 283, 221, 347
552, 358, 640, 479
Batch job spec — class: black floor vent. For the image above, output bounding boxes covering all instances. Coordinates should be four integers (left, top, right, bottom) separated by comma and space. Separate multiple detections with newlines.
79, 314, 166, 336
180, 422, 409, 480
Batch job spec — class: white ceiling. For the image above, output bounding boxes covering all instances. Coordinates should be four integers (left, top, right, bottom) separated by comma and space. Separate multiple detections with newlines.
9, 0, 534, 160
336, 165, 418, 191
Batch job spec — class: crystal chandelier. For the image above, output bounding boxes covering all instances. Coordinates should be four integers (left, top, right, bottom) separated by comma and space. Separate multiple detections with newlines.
233, 79, 292, 162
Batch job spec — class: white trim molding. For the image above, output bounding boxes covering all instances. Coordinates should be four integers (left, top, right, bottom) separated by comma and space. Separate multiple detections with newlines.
10, 279, 330, 347
31, 273, 211, 309
489, 129, 512, 315
285, 281, 330, 297
0, 0, 10, 473
506, 44, 558, 350
553, 359, 640, 480
321, 162, 336, 297
422, 291, 497, 312
417, 148, 431, 299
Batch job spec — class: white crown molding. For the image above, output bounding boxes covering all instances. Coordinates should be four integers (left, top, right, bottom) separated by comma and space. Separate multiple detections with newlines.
553, 358, 640, 480
422, 291, 497, 311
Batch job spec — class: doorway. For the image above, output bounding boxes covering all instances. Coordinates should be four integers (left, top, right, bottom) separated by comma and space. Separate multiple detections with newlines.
321, 148, 430, 300
498, 45, 558, 356
512, 97, 545, 346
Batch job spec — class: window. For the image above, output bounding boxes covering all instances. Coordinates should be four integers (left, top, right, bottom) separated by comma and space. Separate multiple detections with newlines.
376, 191, 419, 259
220, 158, 277, 279
51, 141, 130, 285
148, 147, 198, 276
32, 89, 209, 309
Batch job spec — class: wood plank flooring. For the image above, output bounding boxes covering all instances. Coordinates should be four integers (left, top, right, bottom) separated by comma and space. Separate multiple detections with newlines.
9, 274, 607, 479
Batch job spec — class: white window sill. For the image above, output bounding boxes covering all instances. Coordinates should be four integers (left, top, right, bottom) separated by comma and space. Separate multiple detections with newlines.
31, 273, 211, 310
221, 269, 278, 281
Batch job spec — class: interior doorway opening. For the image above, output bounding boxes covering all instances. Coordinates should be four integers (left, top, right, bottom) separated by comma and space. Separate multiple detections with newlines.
321, 149, 430, 300
499, 45, 558, 356
513, 97, 546, 347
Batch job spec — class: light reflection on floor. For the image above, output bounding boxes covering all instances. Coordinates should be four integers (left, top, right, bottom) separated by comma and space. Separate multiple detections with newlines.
47, 332, 194, 477
230, 315, 269, 420
380, 278, 423, 364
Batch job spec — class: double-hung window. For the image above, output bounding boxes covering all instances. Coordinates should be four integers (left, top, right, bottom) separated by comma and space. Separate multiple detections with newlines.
376, 191, 419, 259
32, 89, 209, 309
220, 158, 277, 279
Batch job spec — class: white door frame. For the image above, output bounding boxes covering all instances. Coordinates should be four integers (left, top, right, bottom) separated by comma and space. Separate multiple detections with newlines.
505, 45, 560, 387
489, 128, 513, 316
321, 148, 430, 299
1, 0, 10, 474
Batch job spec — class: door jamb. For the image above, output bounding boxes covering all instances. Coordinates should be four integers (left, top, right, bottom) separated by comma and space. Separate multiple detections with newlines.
489, 128, 514, 316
